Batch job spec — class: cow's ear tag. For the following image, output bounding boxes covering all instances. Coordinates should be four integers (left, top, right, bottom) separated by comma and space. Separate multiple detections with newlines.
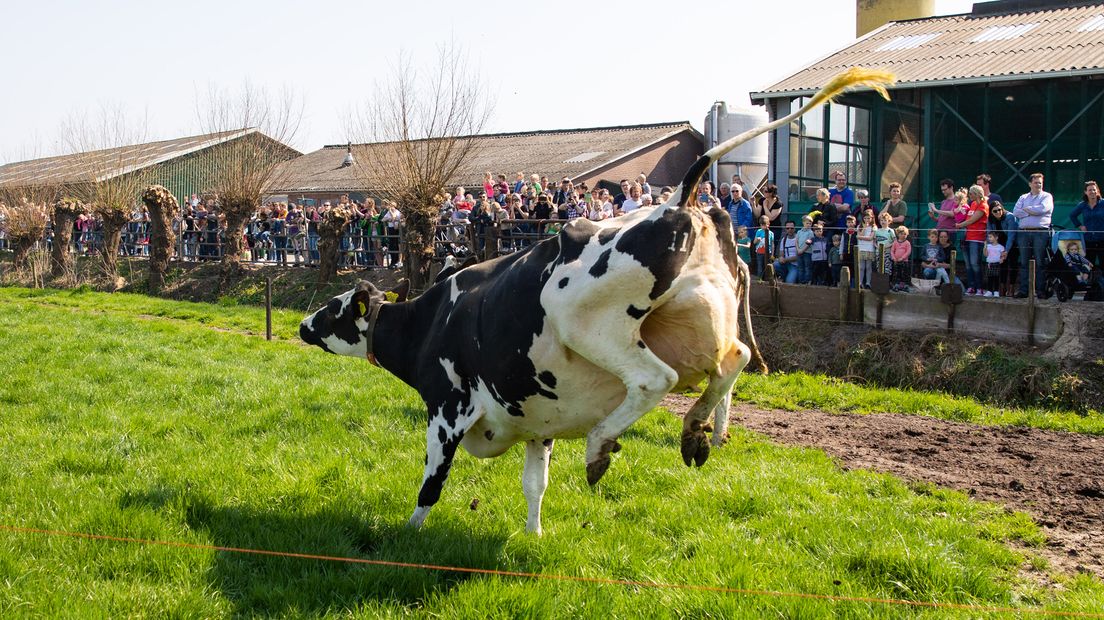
357, 301, 367, 316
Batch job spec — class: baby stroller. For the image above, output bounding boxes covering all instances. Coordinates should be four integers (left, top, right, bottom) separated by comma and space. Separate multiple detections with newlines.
1044, 229, 1102, 302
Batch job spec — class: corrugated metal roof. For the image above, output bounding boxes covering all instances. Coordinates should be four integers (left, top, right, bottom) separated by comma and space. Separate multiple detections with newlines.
0, 128, 297, 187
753, 2, 1104, 99
270, 122, 701, 194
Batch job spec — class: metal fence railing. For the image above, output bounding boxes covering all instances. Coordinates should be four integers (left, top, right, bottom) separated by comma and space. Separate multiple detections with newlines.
5, 218, 1099, 301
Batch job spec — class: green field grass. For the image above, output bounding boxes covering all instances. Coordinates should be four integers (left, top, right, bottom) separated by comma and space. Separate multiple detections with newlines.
1, 287, 1102, 617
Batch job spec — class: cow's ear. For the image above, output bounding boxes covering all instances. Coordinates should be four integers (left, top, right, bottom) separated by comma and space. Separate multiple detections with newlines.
389, 279, 410, 303
351, 289, 373, 318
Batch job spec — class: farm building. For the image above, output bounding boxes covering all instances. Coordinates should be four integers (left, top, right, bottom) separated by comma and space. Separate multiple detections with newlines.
0, 129, 300, 203
268, 122, 704, 205
751, 0, 1104, 225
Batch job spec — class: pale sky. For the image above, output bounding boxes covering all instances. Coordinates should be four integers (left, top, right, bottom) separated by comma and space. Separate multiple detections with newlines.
1, 0, 977, 163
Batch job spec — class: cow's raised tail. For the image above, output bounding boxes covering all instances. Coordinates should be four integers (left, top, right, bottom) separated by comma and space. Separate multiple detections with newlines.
738, 258, 767, 374
670, 68, 896, 209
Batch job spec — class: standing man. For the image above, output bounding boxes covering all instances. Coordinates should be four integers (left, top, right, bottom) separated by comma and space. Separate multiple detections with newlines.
976, 173, 1003, 206
829, 173, 855, 225
1071, 180, 1104, 269
612, 180, 631, 210
1012, 173, 1053, 298
621, 183, 644, 214
772, 221, 800, 284
552, 178, 573, 206
928, 179, 958, 238
726, 184, 753, 232
732, 174, 753, 201
697, 181, 719, 209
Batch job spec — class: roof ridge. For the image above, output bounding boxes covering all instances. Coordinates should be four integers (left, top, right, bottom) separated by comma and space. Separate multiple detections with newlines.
0, 128, 256, 168
322, 121, 692, 149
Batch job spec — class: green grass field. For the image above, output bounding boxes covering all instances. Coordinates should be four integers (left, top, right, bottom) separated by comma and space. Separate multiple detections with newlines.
1, 287, 1102, 617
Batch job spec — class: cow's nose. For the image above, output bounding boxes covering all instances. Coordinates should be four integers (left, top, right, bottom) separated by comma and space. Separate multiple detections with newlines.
300, 322, 318, 345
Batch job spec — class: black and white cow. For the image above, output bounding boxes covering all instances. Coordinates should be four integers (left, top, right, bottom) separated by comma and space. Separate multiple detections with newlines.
299, 69, 893, 533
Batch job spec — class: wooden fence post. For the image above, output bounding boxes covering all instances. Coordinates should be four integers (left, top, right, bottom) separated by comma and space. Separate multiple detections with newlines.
265, 276, 272, 341
853, 251, 861, 290
947, 249, 958, 332
764, 263, 781, 320
838, 265, 851, 322
1027, 258, 1036, 346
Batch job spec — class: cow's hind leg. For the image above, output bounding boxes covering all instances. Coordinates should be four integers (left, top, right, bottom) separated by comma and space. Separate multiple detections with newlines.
522, 439, 554, 535
681, 342, 750, 466
408, 402, 481, 529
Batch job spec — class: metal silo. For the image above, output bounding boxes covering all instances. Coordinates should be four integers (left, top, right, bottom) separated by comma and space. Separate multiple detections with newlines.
703, 101, 769, 197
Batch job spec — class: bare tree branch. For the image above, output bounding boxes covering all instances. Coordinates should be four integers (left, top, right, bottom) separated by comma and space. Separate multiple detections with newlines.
60, 105, 154, 284
348, 42, 492, 290
194, 82, 303, 272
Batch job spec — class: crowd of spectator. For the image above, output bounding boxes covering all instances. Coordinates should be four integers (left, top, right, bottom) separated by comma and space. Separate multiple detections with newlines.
3, 167, 1100, 300
732, 171, 1101, 301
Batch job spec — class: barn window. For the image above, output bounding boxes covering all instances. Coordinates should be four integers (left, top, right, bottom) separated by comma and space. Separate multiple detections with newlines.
788, 97, 870, 203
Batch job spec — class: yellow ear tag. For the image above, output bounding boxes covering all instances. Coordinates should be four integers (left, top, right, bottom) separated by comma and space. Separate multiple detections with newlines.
357, 301, 367, 316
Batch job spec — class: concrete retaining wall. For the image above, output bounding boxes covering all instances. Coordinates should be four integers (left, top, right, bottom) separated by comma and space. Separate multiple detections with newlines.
749, 282, 1062, 346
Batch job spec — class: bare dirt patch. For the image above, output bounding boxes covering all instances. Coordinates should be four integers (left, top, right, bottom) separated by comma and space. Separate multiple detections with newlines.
662, 394, 1104, 580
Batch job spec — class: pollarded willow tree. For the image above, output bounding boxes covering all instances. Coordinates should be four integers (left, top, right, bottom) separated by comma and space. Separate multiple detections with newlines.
141, 185, 179, 294
0, 200, 49, 269
50, 198, 86, 278
197, 84, 301, 274
317, 202, 355, 284
349, 44, 492, 292
63, 108, 155, 284
0, 161, 58, 271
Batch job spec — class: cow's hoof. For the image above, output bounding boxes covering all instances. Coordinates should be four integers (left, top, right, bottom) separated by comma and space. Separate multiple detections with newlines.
586, 456, 611, 486
710, 430, 730, 448
586, 439, 620, 485
681, 429, 710, 467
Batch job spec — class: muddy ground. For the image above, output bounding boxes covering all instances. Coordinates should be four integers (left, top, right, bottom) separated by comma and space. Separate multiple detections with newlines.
662, 394, 1104, 581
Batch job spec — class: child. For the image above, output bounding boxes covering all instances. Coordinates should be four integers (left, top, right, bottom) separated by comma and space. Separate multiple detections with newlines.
752, 215, 774, 281
984, 231, 1006, 297
736, 225, 751, 266
890, 225, 912, 291
874, 212, 896, 275
921, 229, 950, 284
839, 215, 858, 286
857, 212, 876, 288
1065, 241, 1093, 284
810, 224, 830, 285
795, 215, 815, 284
829, 234, 844, 286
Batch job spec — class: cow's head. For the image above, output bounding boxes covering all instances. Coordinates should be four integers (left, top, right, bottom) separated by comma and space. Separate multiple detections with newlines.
300, 280, 409, 359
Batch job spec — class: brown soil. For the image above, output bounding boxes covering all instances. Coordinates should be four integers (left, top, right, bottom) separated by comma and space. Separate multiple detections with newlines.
663, 394, 1104, 580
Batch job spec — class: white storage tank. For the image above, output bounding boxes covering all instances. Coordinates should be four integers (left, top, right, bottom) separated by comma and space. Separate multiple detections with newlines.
703, 102, 769, 197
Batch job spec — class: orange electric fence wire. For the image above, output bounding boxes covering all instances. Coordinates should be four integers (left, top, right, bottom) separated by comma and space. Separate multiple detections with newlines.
2, 524, 1101, 618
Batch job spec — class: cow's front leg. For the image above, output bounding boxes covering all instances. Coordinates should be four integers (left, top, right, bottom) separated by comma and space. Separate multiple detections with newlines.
580, 347, 678, 486
522, 439, 554, 535
408, 402, 480, 529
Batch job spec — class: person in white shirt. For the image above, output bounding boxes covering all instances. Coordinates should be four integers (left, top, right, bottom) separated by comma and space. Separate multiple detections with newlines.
620, 183, 643, 214
381, 201, 402, 268
1012, 172, 1054, 297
